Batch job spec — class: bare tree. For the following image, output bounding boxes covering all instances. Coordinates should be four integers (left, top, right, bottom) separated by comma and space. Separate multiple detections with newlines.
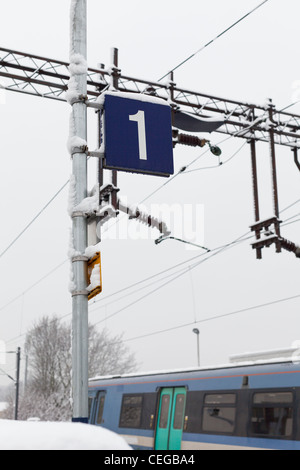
4, 315, 138, 421
88, 325, 138, 378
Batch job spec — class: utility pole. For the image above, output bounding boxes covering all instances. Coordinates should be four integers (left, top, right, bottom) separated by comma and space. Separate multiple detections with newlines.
69, 0, 89, 423
2, 349, 21, 420
14, 347, 21, 421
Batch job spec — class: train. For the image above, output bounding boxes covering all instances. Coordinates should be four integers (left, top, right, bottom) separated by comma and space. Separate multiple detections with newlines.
88, 353, 300, 450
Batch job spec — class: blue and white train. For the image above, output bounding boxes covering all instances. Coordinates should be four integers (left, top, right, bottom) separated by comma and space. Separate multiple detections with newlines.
88, 356, 300, 450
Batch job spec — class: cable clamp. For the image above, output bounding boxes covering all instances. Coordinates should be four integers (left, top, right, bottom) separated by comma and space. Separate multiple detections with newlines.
71, 146, 88, 156
71, 290, 89, 297
72, 255, 89, 263
68, 94, 88, 106
71, 210, 87, 218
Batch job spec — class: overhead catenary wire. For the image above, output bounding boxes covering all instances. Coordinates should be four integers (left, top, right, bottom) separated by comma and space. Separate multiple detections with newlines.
5, 210, 300, 349
135, 135, 233, 205
0, 180, 69, 261
90, 210, 300, 327
0, 259, 68, 314
182, 140, 247, 174
5, 230, 254, 347
116, 292, 300, 346
158, 0, 271, 81
2, 198, 300, 328
92, 229, 252, 327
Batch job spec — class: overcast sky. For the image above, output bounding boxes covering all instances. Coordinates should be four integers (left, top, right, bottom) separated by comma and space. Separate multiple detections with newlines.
1, 0, 300, 387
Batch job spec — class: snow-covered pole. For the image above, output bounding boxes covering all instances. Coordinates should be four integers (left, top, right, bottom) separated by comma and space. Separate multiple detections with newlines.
69, 0, 89, 423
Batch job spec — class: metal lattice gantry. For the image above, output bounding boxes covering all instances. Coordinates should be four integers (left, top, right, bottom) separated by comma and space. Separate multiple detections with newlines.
1, 47, 300, 148
1, 46, 300, 260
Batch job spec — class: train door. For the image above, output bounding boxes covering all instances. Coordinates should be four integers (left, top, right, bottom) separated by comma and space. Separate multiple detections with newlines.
155, 387, 187, 450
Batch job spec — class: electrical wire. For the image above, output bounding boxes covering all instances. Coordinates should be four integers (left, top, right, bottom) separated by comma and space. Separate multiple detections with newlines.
279, 100, 300, 113
0, 180, 69, 260
98, 134, 234, 243
92, 230, 252, 327
90, 204, 300, 328
4, 230, 253, 348
280, 198, 300, 214
0, 259, 68, 314
128, 135, 233, 207
89, 231, 253, 312
117, 292, 300, 346
158, 0, 271, 81
5, 212, 300, 349
183, 140, 247, 174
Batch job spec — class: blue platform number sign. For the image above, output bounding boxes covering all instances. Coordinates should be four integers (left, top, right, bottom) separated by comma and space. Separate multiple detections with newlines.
103, 93, 174, 177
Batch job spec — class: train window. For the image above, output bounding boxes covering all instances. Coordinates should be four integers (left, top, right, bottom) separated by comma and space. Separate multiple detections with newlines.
96, 395, 105, 425
184, 391, 203, 434
202, 393, 236, 434
173, 394, 185, 430
159, 395, 171, 429
253, 392, 293, 405
250, 391, 294, 438
119, 395, 143, 428
204, 394, 236, 405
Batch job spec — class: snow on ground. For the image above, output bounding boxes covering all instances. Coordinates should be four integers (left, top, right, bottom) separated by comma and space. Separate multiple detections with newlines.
0, 420, 131, 450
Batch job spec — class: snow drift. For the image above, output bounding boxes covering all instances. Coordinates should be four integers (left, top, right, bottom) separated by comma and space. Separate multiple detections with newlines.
0, 420, 131, 451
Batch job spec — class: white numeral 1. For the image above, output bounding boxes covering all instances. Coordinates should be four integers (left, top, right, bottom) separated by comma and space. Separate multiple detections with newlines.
129, 110, 148, 161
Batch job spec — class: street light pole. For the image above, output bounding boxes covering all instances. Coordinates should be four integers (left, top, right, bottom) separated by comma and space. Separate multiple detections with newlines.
193, 328, 200, 367
69, 0, 89, 423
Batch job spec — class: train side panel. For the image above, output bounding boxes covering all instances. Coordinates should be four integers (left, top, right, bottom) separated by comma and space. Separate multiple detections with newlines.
88, 362, 300, 450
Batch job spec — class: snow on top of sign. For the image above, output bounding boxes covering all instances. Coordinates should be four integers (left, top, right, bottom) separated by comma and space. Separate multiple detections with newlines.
97, 90, 171, 108
0, 420, 131, 451
85, 243, 101, 259
87, 263, 101, 293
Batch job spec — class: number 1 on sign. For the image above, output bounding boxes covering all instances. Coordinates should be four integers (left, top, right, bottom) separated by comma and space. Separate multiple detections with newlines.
129, 110, 148, 161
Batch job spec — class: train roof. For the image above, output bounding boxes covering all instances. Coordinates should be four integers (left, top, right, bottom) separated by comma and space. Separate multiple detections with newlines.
89, 356, 300, 384
89, 342, 300, 383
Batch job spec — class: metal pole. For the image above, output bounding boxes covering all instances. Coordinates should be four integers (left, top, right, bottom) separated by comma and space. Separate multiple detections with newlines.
250, 138, 262, 259
97, 63, 105, 190
14, 347, 21, 421
267, 100, 281, 253
70, 0, 89, 423
95, 62, 105, 244
193, 329, 200, 367
110, 48, 118, 210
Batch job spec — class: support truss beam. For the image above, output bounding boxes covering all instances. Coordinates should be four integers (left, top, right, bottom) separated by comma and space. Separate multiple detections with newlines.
1, 47, 300, 147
